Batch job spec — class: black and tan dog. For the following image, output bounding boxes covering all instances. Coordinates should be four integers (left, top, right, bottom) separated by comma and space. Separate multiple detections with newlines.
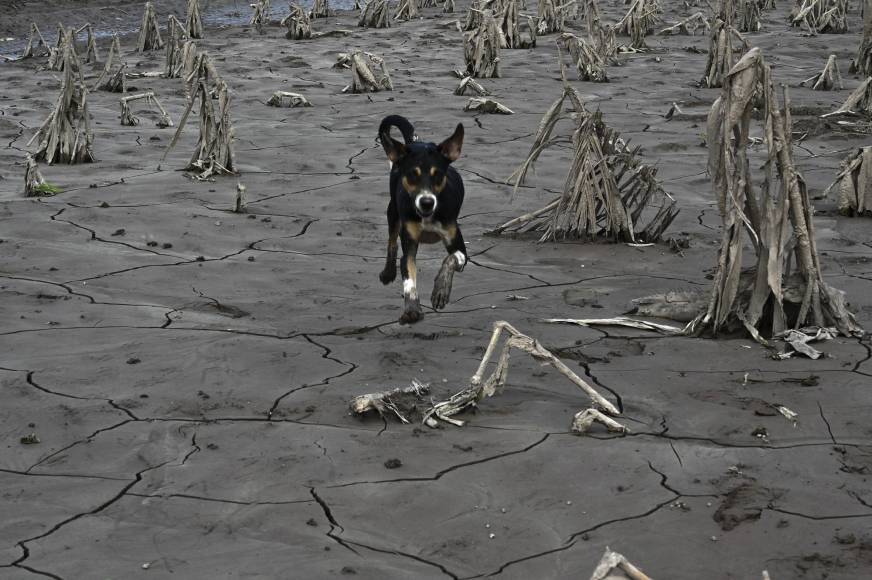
377, 115, 468, 324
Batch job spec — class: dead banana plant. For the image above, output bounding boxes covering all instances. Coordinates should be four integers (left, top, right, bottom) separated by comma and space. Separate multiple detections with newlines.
250, 0, 270, 33
659, 11, 709, 35
78, 24, 99, 63
28, 43, 94, 164
686, 48, 863, 341
557, 32, 608, 81
359, 0, 390, 27
282, 4, 313, 38
394, 0, 420, 20
120, 92, 173, 127
823, 77, 872, 118
536, 0, 572, 34
736, 0, 761, 32
790, 0, 848, 34
186, 0, 204, 38
464, 9, 502, 78
137, 1, 164, 52
824, 146, 872, 216
801, 54, 842, 90
165, 15, 189, 78
852, 0, 872, 76
311, 0, 331, 18
94, 34, 125, 92
701, 0, 748, 88
444, 0, 456, 12
21, 23, 50, 59
342, 51, 393, 92
616, 0, 661, 49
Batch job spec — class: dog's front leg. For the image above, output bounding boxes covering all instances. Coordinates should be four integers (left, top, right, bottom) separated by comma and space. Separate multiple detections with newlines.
399, 231, 421, 324
431, 225, 467, 310
379, 198, 399, 285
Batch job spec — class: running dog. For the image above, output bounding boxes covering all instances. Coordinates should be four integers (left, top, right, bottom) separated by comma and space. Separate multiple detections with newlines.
377, 115, 467, 324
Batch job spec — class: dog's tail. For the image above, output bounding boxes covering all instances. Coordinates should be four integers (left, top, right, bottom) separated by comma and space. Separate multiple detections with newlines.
378, 115, 415, 145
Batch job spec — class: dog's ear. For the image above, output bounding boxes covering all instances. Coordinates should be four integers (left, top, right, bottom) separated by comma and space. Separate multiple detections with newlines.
437, 123, 464, 163
380, 131, 406, 164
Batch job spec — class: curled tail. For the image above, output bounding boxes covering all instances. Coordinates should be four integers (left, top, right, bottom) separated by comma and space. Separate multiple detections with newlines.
378, 115, 415, 145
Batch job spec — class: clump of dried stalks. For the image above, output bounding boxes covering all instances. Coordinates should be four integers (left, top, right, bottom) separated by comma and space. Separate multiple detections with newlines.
823, 77, 872, 118
417, 321, 625, 433
350, 380, 431, 423
536, 0, 573, 35
282, 4, 313, 38
94, 34, 125, 92
557, 32, 608, 81
659, 11, 709, 35
137, 1, 164, 52
21, 23, 50, 59
250, 0, 271, 33
498, 0, 536, 48
165, 53, 236, 179
801, 54, 842, 90
48, 26, 79, 73
616, 0, 661, 50
790, 0, 848, 34
266, 91, 312, 107
78, 24, 99, 63
28, 44, 94, 164
394, 0, 420, 20
686, 48, 863, 340
824, 147, 872, 216
120, 92, 173, 127
341, 51, 393, 92
359, 0, 390, 27
311, 0, 331, 18
186, 0, 204, 38
444, 0, 456, 12
736, 0, 761, 32
701, 0, 748, 88
494, 76, 677, 242
165, 15, 189, 78
852, 0, 872, 75
464, 9, 502, 78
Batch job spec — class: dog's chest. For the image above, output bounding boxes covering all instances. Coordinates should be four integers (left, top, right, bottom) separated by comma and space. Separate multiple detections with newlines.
409, 220, 452, 244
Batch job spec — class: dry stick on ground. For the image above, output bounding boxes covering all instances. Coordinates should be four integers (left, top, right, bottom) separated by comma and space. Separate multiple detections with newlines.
801, 54, 842, 90
165, 15, 189, 78
822, 77, 872, 118
28, 43, 94, 164
791, 0, 848, 34
823, 146, 872, 216
359, 0, 390, 27
590, 548, 652, 580
94, 34, 125, 92
422, 321, 624, 432
658, 11, 709, 34
119, 92, 173, 127
350, 380, 431, 423
341, 51, 393, 93
21, 23, 50, 59
311, 0, 330, 18
186, 0, 204, 38
137, 1, 164, 51
266, 90, 312, 107
394, 0, 420, 21
685, 47, 863, 341
23, 155, 49, 197
282, 4, 313, 38
464, 9, 502, 78
249, 0, 270, 33
852, 0, 872, 75
736, 0, 761, 32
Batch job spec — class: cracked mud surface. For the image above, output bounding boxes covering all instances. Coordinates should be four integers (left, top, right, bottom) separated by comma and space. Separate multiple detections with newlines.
2, 2, 872, 578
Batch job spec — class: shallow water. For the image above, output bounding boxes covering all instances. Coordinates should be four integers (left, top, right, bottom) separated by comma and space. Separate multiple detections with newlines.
0, 0, 358, 57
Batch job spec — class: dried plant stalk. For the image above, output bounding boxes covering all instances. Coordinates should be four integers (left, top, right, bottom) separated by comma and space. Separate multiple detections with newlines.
659, 11, 709, 35
558, 32, 608, 81
822, 77, 872, 118
444, 0, 456, 12
93, 33, 124, 90
791, 0, 848, 34
464, 9, 502, 78
615, 0, 660, 49
311, 0, 331, 18
186, 0, 204, 38
23, 155, 49, 197
28, 43, 94, 164
342, 51, 393, 92
49, 26, 80, 73
824, 146, 872, 216
688, 48, 863, 340
266, 91, 312, 107
737, 0, 761, 32
79, 24, 99, 63
350, 380, 430, 423
120, 92, 173, 127
454, 75, 489, 95
464, 97, 514, 113
701, 10, 748, 88
21, 23, 50, 59
852, 0, 872, 75
801, 54, 842, 90
282, 4, 313, 38
394, 0, 419, 20
536, 0, 572, 34
165, 15, 189, 78
250, 0, 270, 33
423, 321, 624, 431
590, 548, 652, 580
359, 0, 390, 27
137, 1, 164, 51
234, 182, 247, 213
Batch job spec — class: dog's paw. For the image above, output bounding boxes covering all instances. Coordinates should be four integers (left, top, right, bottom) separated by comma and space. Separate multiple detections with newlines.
379, 264, 397, 285
431, 268, 454, 310
399, 308, 422, 325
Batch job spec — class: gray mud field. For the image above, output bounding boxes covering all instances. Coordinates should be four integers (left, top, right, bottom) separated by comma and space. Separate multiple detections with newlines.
2, 1, 872, 578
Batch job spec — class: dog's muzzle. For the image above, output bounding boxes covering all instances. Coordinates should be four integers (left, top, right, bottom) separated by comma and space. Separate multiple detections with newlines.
415, 192, 437, 218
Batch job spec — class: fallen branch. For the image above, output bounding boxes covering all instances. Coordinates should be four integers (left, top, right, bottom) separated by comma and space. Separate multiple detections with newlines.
658, 11, 708, 35
266, 91, 312, 107
545, 317, 684, 334
590, 548, 652, 580
120, 92, 173, 127
454, 75, 489, 95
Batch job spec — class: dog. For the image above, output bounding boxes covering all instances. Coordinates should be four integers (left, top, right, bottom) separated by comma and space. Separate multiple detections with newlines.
377, 115, 468, 324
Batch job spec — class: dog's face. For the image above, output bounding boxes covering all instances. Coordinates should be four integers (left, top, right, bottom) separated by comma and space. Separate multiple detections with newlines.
380, 123, 464, 219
